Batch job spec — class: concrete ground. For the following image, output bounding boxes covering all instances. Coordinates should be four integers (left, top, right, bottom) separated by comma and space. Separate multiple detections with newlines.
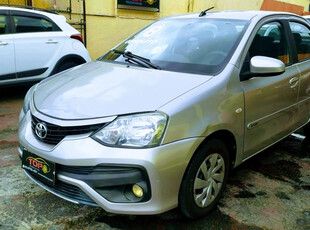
0, 85, 309, 230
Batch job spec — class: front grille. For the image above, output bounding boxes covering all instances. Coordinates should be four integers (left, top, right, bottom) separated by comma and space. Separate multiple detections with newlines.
31, 115, 104, 145
27, 170, 97, 206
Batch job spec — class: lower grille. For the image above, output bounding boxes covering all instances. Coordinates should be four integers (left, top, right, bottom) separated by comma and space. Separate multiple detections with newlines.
27, 170, 97, 206
57, 164, 137, 175
52, 181, 96, 205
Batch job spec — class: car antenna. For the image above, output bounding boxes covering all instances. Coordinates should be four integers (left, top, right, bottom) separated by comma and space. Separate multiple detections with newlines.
199, 6, 214, 17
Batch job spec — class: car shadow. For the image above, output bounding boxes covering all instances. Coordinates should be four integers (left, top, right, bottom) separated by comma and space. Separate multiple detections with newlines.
94, 207, 260, 230
0, 84, 34, 103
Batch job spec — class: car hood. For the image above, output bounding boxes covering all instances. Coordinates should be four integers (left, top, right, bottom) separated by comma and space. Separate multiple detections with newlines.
34, 61, 211, 120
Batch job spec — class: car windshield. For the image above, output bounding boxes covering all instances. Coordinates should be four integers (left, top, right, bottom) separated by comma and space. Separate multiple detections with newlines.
101, 18, 249, 75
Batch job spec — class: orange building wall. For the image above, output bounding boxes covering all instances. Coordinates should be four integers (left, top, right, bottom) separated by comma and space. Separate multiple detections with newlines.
261, 0, 306, 15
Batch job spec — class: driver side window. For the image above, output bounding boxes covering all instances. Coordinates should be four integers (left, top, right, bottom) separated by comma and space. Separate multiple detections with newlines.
249, 22, 290, 65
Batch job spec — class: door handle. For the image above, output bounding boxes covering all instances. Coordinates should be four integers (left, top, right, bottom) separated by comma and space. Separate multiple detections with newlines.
46, 39, 58, 44
289, 77, 299, 88
0, 41, 8, 46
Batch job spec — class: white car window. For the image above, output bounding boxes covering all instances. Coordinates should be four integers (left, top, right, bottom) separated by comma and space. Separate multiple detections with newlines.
0, 14, 8, 34
13, 15, 59, 33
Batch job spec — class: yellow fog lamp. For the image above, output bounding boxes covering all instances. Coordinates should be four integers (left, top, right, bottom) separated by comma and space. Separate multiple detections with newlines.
132, 184, 144, 198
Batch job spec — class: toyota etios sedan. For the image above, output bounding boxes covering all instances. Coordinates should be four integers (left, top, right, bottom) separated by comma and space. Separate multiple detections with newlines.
19, 11, 310, 218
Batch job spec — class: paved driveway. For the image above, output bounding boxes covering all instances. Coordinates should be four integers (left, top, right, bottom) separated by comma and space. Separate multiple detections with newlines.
0, 86, 309, 230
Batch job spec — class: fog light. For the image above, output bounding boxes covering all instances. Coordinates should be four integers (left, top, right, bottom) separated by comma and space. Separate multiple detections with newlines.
132, 184, 143, 198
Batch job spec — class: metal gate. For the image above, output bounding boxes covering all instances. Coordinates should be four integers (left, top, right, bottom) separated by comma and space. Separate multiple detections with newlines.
53, 0, 87, 46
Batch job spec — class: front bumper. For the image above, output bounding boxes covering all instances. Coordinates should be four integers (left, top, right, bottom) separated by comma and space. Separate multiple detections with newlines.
19, 110, 204, 214
20, 156, 151, 206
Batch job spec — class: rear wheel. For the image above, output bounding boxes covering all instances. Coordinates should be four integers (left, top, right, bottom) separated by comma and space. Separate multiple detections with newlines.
179, 139, 230, 219
56, 61, 78, 73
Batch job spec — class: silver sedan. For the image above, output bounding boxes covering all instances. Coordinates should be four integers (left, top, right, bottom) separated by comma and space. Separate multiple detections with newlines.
19, 10, 310, 218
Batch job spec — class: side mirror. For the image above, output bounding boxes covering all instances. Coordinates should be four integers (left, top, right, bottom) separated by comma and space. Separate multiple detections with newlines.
250, 56, 285, 75
240, 56, 285, 81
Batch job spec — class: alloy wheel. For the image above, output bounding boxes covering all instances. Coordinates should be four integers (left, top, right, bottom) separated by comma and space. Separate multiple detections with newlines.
193, 153, 225, 208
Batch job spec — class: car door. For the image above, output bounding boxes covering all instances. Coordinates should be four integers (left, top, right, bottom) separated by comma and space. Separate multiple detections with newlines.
240, 20, 300, 160
11, 10, 66, 79
0, 10, 16, 81
288, 20, 310, 129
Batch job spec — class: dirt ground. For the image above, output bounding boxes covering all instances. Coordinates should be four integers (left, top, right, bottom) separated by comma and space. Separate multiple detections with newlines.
0, 85, 309, 230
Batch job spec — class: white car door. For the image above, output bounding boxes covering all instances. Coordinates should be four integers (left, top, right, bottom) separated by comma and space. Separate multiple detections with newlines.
0, 11, 16, 82
11, 11, 66, 79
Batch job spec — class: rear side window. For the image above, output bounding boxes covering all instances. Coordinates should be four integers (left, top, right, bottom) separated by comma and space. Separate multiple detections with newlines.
0, 15, 8, 35
13, 15, 60, 33
249, 22, 290, 65
289, 22, 310, 62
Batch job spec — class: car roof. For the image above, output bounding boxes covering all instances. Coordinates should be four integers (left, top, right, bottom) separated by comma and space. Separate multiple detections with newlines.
0, 6, 58, 18
165, 10, 299, 21
0, 6, 77, 33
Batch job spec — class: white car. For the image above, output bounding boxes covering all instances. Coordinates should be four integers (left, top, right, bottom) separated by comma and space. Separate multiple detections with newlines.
0, 6, 90, 86
304, 15, 310, 23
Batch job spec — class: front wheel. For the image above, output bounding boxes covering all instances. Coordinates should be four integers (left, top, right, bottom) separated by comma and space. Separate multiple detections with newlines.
179, 139, 230, 219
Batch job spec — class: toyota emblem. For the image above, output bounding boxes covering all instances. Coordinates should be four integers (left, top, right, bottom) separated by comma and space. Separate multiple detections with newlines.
35, 122, 48, 139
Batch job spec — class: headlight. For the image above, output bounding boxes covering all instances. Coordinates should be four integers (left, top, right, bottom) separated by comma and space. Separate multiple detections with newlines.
92, 112, 168, 148
22, 84, 38, 113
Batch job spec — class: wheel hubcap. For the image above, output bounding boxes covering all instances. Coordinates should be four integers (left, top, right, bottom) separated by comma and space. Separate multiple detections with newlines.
193, 153, 225, 208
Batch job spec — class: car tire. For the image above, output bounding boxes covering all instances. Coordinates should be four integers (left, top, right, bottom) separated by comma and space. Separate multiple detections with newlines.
56, 61, 78, 73
179, 139, 230, 219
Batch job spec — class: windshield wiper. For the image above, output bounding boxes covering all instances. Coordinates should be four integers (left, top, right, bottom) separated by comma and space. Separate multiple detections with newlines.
113, 50, 161, 70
